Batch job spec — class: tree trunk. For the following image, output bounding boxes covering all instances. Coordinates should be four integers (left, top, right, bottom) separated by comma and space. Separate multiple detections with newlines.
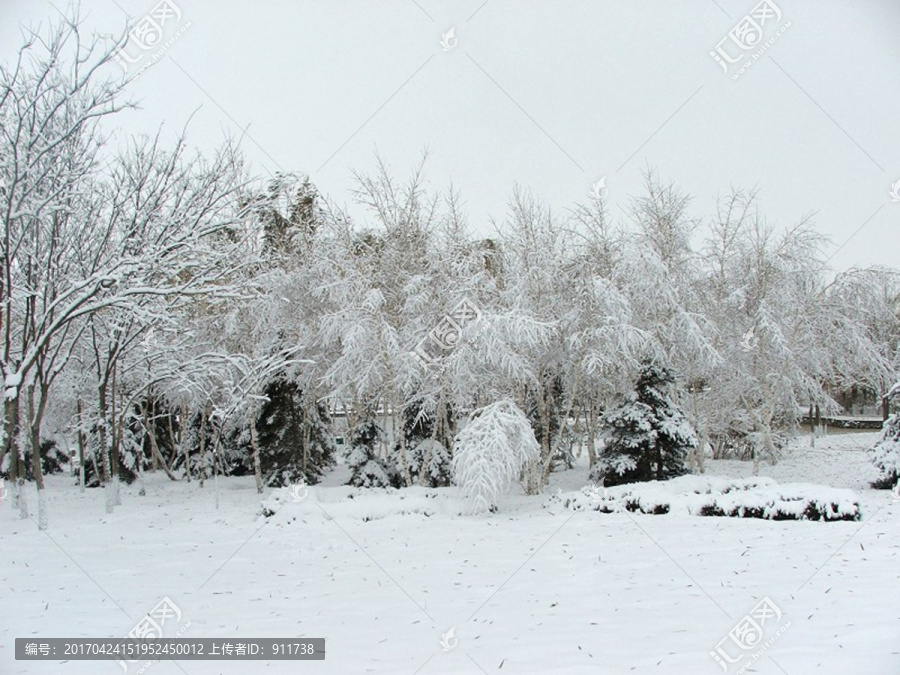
762, 423, 777, 466
27, 385, 48, 529
4, 394, 27, 519
97, 383, 114, 512
537, 377, 552, 483
180, 400, 191, 482
586, 399, 597, 470
164, 399, 178, 472
301, 394, 311, 478
522, 457, 541, 495
2, 396, 14, 478
150, 396, 163, 474
395, 394, 412, 486
751, 418, 761, 476
814, 404, 821, 442
696, 424, 707, 474
289, 388, 307, 479
110, 364, 121, 506
809, 402, 815, 447
142, 400, 178, 481
213, 432, 222, 509
198, 403, 209, 487
76, 398, 86, 492
345, 399, 357, 448
380, 398, 391, 460
249, 406, 263, 494
420, 393, 444, 487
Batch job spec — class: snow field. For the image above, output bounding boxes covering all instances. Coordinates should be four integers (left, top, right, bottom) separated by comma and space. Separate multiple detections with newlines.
1, 431, 898, 674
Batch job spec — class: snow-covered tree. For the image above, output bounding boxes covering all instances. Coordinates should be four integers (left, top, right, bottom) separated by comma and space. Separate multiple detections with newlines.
255, 379, 336, 487
452, 399, 541, 513
346, 414, 399, 489
593, 359, 697, 486
0, 15, 252, 527
693, 188, 836, 469
870, 383, 900, 489
870, 412, 900, 489
562, 201, 649, 470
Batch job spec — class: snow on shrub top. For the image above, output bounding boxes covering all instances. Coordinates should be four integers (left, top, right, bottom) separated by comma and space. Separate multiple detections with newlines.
548, 475, 860, 521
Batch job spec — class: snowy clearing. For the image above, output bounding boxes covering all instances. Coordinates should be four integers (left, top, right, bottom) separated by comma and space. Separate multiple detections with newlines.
3, 431, 899, 675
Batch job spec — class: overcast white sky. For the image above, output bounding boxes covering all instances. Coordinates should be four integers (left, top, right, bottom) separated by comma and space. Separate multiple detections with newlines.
2, 0, 899, 272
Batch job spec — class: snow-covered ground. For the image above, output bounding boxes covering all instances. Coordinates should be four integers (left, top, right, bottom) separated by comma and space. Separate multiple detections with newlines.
2, 431, 898, 674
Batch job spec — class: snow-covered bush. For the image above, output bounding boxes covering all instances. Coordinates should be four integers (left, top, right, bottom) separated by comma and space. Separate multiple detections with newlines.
550, 475, 861, 521
452, 399, 541, 513
409, 439, 453, 487
870, 413, 900, 489
346, 417, 401, 489
593, 360, 697, 486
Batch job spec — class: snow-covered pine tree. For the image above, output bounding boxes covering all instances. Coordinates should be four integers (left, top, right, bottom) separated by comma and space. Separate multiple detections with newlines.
255, 379, 336, 487
389, 398, 453, 487
870, 411, 900, 489
410, 439, 453, 487
452, 399, 541, 513
346, 414, 401, 489
593, 359, 697, 486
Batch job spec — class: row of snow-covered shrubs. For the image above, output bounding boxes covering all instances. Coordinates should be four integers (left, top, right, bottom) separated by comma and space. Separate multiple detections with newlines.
550, 476, 861, 521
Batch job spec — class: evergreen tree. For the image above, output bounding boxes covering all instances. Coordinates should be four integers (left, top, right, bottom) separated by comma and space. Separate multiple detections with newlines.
593, 359, 696, 486
870, 412, 900, 489
388, 398, 453, 487
255, 379, 336, 486
346, 414, 401, 488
